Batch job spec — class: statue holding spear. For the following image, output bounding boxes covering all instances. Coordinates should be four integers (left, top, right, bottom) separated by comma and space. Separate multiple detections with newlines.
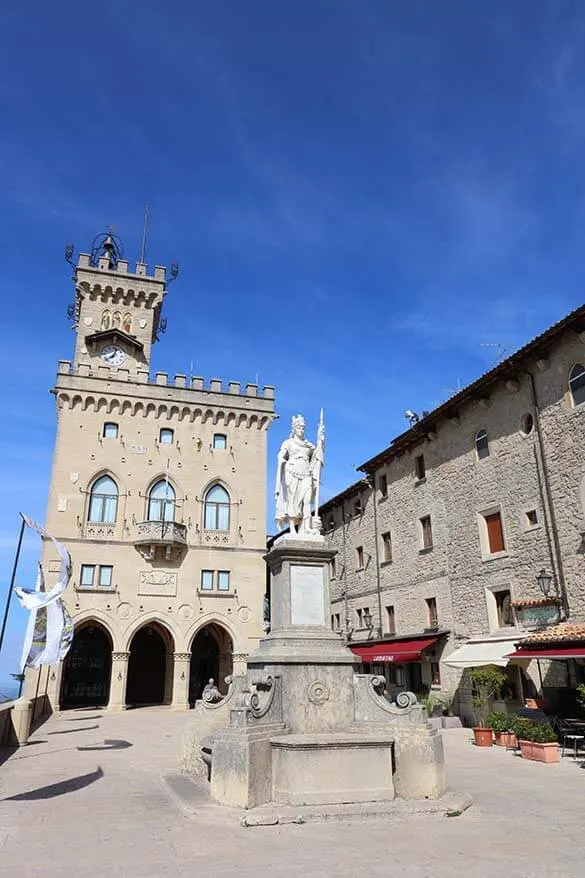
275, 410, 325, 538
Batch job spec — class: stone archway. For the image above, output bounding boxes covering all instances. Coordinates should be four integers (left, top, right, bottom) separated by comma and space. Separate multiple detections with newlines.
60, 621, 113, 709
189, 623, 233, 706
126, 622, 173, 707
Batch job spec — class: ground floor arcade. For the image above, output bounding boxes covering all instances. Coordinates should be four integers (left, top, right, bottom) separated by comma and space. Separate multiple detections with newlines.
28, 617, 236, 712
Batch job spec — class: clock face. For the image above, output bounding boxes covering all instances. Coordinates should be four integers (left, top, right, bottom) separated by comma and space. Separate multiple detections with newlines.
101, 345, 126, 366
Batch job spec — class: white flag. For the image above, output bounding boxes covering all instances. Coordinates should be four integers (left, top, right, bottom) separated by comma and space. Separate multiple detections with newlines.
15, 518, 73, 670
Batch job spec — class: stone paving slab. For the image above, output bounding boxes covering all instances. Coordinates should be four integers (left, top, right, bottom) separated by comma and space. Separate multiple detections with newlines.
0, 710, 584, 877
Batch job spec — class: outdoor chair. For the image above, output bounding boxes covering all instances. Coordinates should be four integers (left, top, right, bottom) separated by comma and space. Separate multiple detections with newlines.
555, 718, 585, 761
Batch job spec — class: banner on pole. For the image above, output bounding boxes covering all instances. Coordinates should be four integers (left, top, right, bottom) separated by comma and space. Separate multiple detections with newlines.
15, 517, 74, 670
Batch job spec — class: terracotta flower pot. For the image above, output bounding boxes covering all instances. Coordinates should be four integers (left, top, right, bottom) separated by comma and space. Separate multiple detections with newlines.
472, 727, 493, 747
518, 740, 560, 763
494, 731, 517, 748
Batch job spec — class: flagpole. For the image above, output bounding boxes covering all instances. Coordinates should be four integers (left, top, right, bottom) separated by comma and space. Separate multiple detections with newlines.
0, 513, 26, 656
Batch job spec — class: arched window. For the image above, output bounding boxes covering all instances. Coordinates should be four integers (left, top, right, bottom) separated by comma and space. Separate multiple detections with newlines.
101, 309, 111, 330
475, 429, 489, 460
569, 364, 585, 407
147, 480, 175, 522
204, 485, 230, 531
123, 312, 132, 333
112, 311, 121, 329
88, 475, 118, 523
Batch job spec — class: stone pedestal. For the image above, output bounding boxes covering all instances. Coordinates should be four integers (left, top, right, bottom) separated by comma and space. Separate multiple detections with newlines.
208, 536, 446, 809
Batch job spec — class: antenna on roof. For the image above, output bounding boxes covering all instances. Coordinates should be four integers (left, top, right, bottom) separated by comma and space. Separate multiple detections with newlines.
140, 204, 150, 264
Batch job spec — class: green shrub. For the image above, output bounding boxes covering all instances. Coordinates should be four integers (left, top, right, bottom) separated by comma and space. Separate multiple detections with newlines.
507, 715, 534, 740
470, 666, 507, 727
576, 684, 585, 712
520, 722, 558, 744
486, 711, 514, 733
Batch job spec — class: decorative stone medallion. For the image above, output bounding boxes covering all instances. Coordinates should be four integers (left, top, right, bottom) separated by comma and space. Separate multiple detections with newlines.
139, 318, 147, 328
178, 604, 193, 621
307, 681, 330, 705
83, 317, 93, 326
117, 602, 132, 620
237, 605, 251, 623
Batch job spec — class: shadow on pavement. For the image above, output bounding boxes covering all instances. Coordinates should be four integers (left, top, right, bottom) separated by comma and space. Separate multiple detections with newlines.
63, 715, 103, 721
47, 725, 100, 736
77, 739, 132, 752
3, 767, 104, 801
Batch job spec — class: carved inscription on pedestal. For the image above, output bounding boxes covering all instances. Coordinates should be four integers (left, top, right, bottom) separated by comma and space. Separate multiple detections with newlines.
138, 570, 177, 596
290, 564, 325, 626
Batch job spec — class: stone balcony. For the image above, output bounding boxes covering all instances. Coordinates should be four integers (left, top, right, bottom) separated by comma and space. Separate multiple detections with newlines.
133, 520, 187, 561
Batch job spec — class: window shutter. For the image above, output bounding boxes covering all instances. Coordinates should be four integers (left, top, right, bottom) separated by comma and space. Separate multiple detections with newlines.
486, 513, 504, 553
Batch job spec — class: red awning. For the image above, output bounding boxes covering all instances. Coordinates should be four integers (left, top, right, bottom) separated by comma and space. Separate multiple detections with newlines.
351, 636, 439, 664
507, 646, 585, 660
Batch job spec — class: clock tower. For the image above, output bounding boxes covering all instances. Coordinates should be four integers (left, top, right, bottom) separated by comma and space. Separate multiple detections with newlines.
70, 232, 168, 377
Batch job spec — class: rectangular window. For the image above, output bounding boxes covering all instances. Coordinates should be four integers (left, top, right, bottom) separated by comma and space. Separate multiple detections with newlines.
382, 531, 392, 563
213, 433, 227, 450
330, 557, 336, 578
379, 473, 388, 498
80, 564, 95, 588
426, 597, 438, 629
496, 590, 513, 627
356, 546, 364, 569
103, 422, 118, 439
353, 498, 362, 517
420, 516, 433, 549
159, 428, 174, 444
334, 613, 341, 629
386, 605, 396, 635
201, 570, 214, 591
217, 571, 230, 591
415, 454, 426, 480
356, 608, 363, 627
431, 662, 441, 686
98, 565, 113, 588
485, 512, 505, 553
526, 509, 538, 527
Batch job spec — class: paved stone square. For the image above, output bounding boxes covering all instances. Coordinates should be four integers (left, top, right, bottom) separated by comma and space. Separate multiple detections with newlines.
0, 708, 583, 877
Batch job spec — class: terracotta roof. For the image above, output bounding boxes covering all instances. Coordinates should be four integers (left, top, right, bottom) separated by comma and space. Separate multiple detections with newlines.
519, 623, 585, 646
511, 597, 559, 608
359, 303, 585, 472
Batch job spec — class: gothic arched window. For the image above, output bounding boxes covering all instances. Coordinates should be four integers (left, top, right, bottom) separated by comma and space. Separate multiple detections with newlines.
101, 310, 111, 330
123, 312, 132, 333
88, 475, 118, 523
475, 429, 489, 460
569, 363, 585, 407
147, 480, 175, 522
112, 311, 121, 329
204, 485, 230, 531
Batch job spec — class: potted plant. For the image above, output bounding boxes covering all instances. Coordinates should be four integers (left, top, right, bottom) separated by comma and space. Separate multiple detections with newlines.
487, 711, 517, 748
518, 722, 559, 763
440, 694, 463, 729
470, 666, 506, 747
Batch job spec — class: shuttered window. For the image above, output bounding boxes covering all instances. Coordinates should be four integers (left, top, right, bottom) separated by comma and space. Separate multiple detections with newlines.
485, 512, 505, 553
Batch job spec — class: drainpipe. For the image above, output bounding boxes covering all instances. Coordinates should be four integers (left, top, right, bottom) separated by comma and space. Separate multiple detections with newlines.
523, 369, 569, 619
364, 475, 383, 639
341, 511, 350, 640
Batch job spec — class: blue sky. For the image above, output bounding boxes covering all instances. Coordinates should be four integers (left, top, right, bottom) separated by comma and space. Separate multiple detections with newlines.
1, 1, 584, 686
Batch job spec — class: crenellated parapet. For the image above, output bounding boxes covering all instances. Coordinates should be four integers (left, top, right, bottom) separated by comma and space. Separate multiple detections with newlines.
54, 361, 275, 427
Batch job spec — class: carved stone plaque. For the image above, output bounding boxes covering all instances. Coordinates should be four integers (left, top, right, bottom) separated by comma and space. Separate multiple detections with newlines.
290, 564, 325, 626
138, 571, 177, 596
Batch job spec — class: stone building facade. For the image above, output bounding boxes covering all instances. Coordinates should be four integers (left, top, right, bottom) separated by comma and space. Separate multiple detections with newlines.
320, 305, 585, 719
25, 236, 275, 712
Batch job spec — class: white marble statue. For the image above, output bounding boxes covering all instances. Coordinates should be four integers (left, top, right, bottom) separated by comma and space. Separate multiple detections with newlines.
275, 411, 325, 537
